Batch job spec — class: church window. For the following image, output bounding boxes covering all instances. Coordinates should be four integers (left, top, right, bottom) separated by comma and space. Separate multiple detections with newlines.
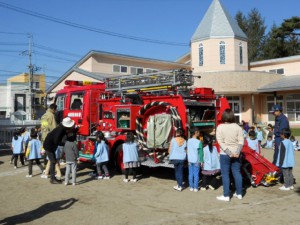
219, 41, 226, 64
239, 43, 243, 64
199, 43, 203, 66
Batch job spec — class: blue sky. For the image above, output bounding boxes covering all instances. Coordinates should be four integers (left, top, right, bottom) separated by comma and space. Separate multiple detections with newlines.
0, 0, 299, 85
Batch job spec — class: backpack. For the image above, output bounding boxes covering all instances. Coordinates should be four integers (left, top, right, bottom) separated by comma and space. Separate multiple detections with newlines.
40, 113, 51, 142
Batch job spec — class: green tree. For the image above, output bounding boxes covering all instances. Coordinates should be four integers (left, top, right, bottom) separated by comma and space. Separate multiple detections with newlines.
235, 8, 266, 62
262, 24, 285, 59
236, 11, 248, 33
271, 16, 300, 57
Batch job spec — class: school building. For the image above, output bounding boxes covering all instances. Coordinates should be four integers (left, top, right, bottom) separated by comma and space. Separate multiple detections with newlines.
47, 0, 300, 127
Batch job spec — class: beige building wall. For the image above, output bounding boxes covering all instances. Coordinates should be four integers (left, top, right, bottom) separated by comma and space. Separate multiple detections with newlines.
194, 71, 283, 94
49, 71, 100, 99
191, 38, 248, 73
250, 57, 300, 76
87, 54, 189, 75
79, 57, 93, 71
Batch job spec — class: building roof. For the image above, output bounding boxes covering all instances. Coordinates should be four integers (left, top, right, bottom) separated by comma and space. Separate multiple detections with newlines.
250, 55, 300, 67
257, 75, 300, 92
191, 0, 247, 43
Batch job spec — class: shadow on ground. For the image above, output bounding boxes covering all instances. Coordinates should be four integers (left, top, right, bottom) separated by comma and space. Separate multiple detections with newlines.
0, 198, 78, 225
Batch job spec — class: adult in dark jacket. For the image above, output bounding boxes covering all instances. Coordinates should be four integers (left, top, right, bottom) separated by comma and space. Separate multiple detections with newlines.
270, 105, 290, 165
43, 117, 75, 184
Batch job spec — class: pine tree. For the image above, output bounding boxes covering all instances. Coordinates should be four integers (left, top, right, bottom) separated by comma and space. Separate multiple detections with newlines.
235, 9, 266, 62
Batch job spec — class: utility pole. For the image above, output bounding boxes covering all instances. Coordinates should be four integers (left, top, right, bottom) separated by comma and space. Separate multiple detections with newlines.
28, 33, 33, 120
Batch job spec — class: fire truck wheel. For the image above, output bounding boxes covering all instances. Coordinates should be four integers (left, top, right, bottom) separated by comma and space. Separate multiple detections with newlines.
114, 145, 125, 174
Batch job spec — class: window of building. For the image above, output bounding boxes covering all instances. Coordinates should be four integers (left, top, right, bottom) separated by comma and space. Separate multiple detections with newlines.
226, 96, 240, 123
199, 43, 203, 66
239, 43, 243, 64
145, 68, 158, 74
0, 111, 5, 118
219, 41, 226, 64
130, 67, 143, 75
266, 95, 283, 121
269, 68, 284, 74
34, 98, 39, 105
113, 65, 128, 73
34, 82, 40, 89
266, 95, 283, 101
286, 94, 300, 122
14, 94, 26, 111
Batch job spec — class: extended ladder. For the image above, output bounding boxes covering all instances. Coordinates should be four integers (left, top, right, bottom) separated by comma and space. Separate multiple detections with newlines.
105, 69, 195, 92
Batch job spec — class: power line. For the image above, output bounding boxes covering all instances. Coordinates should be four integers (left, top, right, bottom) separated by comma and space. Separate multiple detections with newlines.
0, 31, 27, 35
34, 44, 81, 58
0, 69, 22, 73
0, 1, 189, 47
0, 42, 27, 46
34, 51, 77, 62
0, 50, 24, 53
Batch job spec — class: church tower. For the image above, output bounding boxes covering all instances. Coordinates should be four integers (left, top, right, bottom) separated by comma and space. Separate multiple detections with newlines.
190, 0, 248, 73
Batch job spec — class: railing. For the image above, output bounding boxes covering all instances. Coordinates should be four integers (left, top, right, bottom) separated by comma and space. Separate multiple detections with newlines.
0, 119, 40, 126
0, 120, 40, 149
105, 69, 194, 92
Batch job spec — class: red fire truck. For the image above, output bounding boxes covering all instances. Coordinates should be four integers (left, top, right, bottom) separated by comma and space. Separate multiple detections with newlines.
54, 69, 279, 186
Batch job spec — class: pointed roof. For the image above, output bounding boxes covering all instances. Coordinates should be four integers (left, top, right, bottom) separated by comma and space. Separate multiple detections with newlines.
191, 0, 247, 42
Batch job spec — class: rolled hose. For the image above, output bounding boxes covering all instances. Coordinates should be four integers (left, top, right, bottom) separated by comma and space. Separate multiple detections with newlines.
135, 101, 182, 150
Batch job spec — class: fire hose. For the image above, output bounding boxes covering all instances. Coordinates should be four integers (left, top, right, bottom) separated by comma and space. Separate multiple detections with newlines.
135, 101, 182, 150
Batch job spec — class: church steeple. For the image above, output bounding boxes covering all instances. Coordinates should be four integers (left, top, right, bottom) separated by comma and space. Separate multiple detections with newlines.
190, 0, 248, 72
191, 0, 247, 43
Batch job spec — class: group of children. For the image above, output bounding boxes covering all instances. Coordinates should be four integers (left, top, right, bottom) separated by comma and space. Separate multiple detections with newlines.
168, 123, 297, 193
10, 122, 296, 192
242, 122, 296, 191
10, 126, 80, 186
243, 122, 300, 152
169, 127, 220, 192
11, 127, 44, 176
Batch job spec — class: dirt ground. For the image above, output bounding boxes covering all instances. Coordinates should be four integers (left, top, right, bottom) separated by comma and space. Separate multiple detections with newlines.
0, 147, 299, 225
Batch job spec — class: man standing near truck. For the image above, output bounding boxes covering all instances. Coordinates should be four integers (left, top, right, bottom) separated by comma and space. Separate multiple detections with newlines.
43, 117, 75, 184
40, 103, 57, 166
270, 105, 290, 165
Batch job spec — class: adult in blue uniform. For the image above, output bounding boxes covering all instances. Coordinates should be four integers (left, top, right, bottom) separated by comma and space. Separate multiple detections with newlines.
270, 105, 290, 165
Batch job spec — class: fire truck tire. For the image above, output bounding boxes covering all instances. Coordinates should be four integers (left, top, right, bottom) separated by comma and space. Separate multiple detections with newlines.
114, 145, 125, 174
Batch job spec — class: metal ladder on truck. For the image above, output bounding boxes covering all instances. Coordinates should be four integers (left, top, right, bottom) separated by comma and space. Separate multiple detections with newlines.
104, 69, 195, 92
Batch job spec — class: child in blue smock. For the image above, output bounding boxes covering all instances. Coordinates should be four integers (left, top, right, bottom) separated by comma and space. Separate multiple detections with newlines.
95, 131, 110, 180
11, 129, 25, 168
123, 132, 140, 183
20, 126, 30, 159
247, 130, 260, 154
277, 128, 295, 191
200, 135, 220, 190
168, 128, 187, 191
25, 129, 44, 177
256, 126, 263, 146
187, 127, 202, 192
290, 136, 299, 151
261, 136, 274, 149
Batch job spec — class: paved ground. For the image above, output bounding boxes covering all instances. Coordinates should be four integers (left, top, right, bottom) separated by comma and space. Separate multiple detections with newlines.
0, 147, 299, 225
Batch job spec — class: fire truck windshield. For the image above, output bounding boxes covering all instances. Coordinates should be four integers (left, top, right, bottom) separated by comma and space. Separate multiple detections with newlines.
70, 93, 84, 110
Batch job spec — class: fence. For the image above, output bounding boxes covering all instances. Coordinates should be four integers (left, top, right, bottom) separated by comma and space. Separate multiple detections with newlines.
0, 121, 40, 150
